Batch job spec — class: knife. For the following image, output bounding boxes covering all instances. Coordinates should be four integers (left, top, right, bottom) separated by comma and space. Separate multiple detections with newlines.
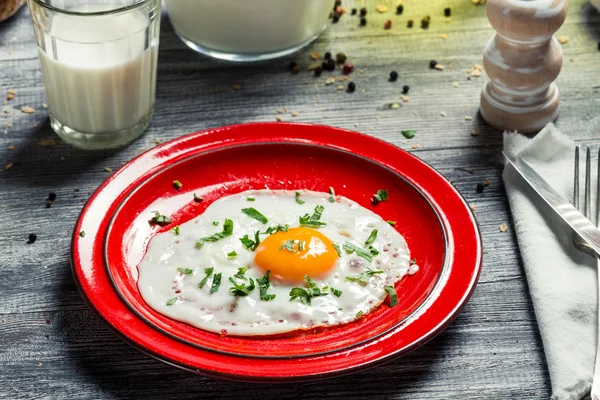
503, 150, 600, 256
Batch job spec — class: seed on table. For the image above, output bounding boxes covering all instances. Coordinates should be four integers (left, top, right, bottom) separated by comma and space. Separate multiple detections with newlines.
407, 19, 414, 28
347, 81, 356, 92
421, 16, 431, 29
476, 183, 484, 193
288, 61, 297, 71
351, 8, 357, 15
384, 20, 392, 29
324, 52, 332, 60
332, 13, 340, 23
360, 17, 367, 26
314, 66, 323, 77
28, 233, 37, 243
360, 7, 367, 16
342, 63, 354, 74
429, 60, 437, 69
336, 52, 347, 64
444, 7, 451, 17
396, 5, 403, 15
390, 71, 398, 81
402, 85, 409, 94
48, 192, 57, 201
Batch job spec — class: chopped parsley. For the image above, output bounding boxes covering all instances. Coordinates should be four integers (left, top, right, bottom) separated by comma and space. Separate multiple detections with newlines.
342, 241, 374, 262
166, 297, 178, 306
198, 267, 214, 289
295, 191, 305, 204
240, 230, 261, 251
373, 189, 389, 202
79, 231, 85, 238
173, 180, 183, 190
365, 229, 378, 246
328, 187, 336, 203
196, 218, 233, 247
387, 220, 397, 226
228, 277, 255, 296
150, 211, 171, 226
368, 245, 379, 256
385, 285, 399, 307
299, 205, 326, 226
246, 197, 256, 202
332, 243, 342, 257
256, 270, 276, 301
170, 226, 180, 235
345, 267, 384, 286
289, 275, 332, 305
210, 272, 222, 293
263, 224, 289, 235
177, 267, 193, 275
330, 287, 342, 297
241, 207, 268, 224
355, 310, 363, 318
280, 239, 296, 253
410, 258, 417, 265
401, 129, 416, 139
212, 221, 219, 226
227, 251, 238, 258
233, 267, 248, 279
193, 193, 203, 202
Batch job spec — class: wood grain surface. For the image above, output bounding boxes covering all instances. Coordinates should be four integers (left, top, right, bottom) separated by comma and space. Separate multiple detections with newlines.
1, 0, 599, 398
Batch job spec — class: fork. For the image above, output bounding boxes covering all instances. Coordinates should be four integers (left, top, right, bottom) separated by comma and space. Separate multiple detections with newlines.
573, 146, 600, 400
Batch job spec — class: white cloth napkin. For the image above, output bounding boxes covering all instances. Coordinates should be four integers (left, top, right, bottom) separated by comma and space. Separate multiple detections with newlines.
503, 123, 598, 400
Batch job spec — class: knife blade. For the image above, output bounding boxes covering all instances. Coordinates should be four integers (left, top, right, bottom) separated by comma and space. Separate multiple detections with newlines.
503, 150, 600, 256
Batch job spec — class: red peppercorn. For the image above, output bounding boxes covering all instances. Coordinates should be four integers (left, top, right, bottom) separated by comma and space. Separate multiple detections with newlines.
342, 63, 354, 75
384, 20, 392, 30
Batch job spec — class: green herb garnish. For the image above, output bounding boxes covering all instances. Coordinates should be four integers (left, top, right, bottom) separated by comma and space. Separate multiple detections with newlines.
330, 287, 342, 297
384, 285, 399, 307
328, 187, 336, 203
289, 275, 330, 305
171, 226, 180, 235
410, 258, 417, 265
173, 180, 183, 190
256, 270, 276, 301
345, 267, 384, 286
241, 207, 268, 224
227, 251, 238, 258
368, 245, 379, 256
355, 310, 363, 318
332, 243, 342, 257
151, 211, 171, 226
401, 129, 416, 139
387, 220, 397, 226
177, 267, 193, 275
210, 272, 222, 293
79, 231, 85, 238
246, 197, 256, 202
196, 218, 233, 247
212, 221, 219, 226
240, 230, 261, 251
298, 240, 306, 251
295, 191, 305, 205
365, 229, 378, 246
198, 267, 214, 289
166, 297, 178, 306
228, 277, 255, 297
280, 239, 296, 253
263, 224, 289, 235
342, 241, 374, 262
299, 205, 326, 226
193, 193, 203, 202
233, 267, 248, 279
373, 189, 389, 202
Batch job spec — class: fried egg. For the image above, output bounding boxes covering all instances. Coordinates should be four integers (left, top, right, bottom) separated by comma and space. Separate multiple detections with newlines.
137, 189, 411, 336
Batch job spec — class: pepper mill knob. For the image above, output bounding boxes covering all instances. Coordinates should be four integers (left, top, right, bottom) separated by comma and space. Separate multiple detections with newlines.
480, 0, 567, 134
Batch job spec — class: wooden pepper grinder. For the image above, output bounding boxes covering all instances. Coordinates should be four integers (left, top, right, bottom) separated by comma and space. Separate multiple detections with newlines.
480, 0, 567, 134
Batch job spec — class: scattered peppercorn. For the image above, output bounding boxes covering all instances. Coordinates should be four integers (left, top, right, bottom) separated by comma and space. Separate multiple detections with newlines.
336, 52, 347, 64
444, 7, 452, 17
324, 52, 332, 60
347, 81, 356, 92
430, 60, 437, 69
351, 8, 357, 15
476, 183, 484, 193
332, 12, 340, 23
396, 5, 404, 15
407, 19, 414, 28
402, 85, 410, 94
360, 17, 367, 26
314, 66, 323, 77
421, 15, 431, 29
48, 192, 56, 201
384, 20, 392, 30
360, 7, 367, 16
288, 61, 297, 71
28, 233, 37, 243
390, 71, 398, 81
322, 59, 336, 71
342, 63, 354, 74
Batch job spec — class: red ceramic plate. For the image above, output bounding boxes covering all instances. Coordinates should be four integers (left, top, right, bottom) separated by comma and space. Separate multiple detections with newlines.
72, 123, 482, 381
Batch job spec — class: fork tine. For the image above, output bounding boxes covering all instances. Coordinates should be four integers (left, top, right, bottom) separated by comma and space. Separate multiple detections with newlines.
574, 146, 580, 209
586, 147, 592, 220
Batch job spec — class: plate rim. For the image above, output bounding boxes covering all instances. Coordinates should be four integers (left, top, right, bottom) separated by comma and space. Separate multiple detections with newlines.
71, 122, 482, 381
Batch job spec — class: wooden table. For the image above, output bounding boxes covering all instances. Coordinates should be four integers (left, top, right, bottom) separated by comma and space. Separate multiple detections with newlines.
1, 0, 599, 398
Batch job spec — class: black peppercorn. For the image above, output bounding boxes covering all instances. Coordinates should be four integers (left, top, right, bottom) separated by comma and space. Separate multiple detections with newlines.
476, 183, 484, 193
360, 17, 367, 26
407, 19, 414, 28
324, 52, 332, 60
322, 59, 336, 71
332, 12, 340, 23
314, 66, 323, 77
333, 0, 341, 10
288, 61, 297, 71
444, 7, 451, 17
48, 192, 57, 201
421, 15, 430, 29
28, 233, 37, 243
360, 7, 367, 16
429, 60, 437, 69
402, 85, 410, 94
347, 81, 356, 92
396, 5, 403, 15
389, 71, 398, 81
291, 65, 300, 74
351, 8, 357, 15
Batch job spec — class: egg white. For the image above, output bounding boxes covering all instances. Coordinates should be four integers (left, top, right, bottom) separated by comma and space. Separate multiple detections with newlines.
137, 190, 411, 336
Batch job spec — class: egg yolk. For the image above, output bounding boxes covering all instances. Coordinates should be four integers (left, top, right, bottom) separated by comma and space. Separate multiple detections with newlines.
254, 227, 338, 284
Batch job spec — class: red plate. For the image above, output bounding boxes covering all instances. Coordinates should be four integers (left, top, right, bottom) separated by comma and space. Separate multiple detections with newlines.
72, 123, 482, 381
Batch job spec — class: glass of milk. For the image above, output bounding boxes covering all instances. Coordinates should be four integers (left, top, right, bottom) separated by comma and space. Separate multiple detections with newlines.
165, 0, 332, 62
27, 0, 161, 149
